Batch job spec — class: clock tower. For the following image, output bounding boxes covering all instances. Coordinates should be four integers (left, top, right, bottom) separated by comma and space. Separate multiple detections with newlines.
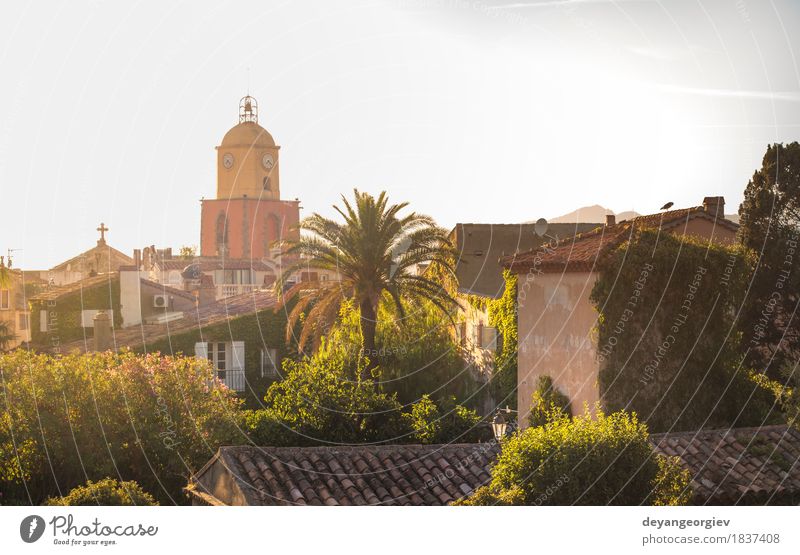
200, 96, 300, 261
216, 96, 281, 200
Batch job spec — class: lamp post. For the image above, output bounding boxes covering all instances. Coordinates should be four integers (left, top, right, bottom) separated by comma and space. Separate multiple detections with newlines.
491, 406, 517, 441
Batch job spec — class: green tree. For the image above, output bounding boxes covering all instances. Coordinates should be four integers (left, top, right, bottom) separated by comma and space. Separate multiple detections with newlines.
0, 350, 242, 504
261, 346, 409, 445
178, 245, 197, 259
738, 142, 800, 375
527, 375, 571, 428
456, 410, 691, 506
45, 478, 158, 506
403, 394, 487, 444
279, 190, 459, 371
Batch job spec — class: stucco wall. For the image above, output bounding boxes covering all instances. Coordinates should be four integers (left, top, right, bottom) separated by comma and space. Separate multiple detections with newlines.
517, 271, 600, 426
200, 197, 300, 259
514, 215, 738, 428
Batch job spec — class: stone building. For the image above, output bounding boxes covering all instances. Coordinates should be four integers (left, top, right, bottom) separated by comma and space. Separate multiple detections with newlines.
501, 197, 739, 426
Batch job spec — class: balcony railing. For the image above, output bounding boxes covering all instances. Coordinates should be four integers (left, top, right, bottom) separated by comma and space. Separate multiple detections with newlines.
219, 370, 245, 392
215, 284, 264, 300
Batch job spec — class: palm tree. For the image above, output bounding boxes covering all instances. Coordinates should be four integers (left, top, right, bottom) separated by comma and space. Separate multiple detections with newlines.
278, 189, 460, 369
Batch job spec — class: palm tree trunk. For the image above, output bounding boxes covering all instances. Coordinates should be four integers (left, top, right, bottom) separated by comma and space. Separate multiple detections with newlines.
359, 298, 378, 375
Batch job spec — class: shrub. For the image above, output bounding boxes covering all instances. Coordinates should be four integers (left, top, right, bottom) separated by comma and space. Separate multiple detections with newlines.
403, 395, 488, 444
45, 478, 157, 506
263, 345, 409, 445
0, 350, 242, 504
528, 375, 571, 428
455, 409, 691, 506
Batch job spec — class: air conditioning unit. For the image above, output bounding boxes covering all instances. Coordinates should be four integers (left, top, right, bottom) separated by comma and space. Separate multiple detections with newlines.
153, 294, 170, 308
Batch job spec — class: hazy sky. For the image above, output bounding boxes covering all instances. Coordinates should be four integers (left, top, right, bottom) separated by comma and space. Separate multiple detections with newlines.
1, 0, 799, 268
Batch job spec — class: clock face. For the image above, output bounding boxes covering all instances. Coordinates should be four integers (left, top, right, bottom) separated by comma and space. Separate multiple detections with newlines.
261, 153, 274, 170
222, 153, 234, 169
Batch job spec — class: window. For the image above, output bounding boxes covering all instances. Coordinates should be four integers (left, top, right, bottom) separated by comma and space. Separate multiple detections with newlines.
18, 312, 29, 331
260, 348, 279, 378
195, 341, 245, 391
0, 290, 9, 310
263, 176, 271, 191
480, 326, 499, 351
215, 213, 228, 255
455, 321, 467, 347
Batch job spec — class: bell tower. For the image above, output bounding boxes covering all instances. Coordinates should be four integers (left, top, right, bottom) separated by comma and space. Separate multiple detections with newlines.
215, 96, 281, 200
200, 96, 300, 261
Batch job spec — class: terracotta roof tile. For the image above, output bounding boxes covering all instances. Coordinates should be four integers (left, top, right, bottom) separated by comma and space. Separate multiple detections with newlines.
651, 425, 800, 505
57, 289, 277, 353
190, 425, 800, 506
501, 206, 739, 274
190, 443, 500, 506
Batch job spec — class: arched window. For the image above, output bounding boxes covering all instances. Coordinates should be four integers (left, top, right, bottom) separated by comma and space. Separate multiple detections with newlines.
263, 214, 282, 257
215, 213, 228, 255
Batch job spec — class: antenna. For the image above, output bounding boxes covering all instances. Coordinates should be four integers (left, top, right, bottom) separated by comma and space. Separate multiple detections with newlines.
6, 248, 21, 268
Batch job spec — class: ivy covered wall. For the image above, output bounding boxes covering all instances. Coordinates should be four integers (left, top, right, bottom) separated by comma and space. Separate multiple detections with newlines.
590, 229, 777, 432
30, 278, 122, 347
487, 270, 518, 409
140, 305, 292, 407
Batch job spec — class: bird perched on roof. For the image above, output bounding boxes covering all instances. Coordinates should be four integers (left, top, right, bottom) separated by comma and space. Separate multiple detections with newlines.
660, 201, 674, 210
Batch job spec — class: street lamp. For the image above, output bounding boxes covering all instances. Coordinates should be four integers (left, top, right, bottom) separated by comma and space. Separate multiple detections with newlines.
491, 406, 517, 441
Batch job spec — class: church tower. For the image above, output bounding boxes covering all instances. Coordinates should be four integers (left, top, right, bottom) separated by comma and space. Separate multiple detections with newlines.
216, 96, 281, 200
200, 96, 300, 263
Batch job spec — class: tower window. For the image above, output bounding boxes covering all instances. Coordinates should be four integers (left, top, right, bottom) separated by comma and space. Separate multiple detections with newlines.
263, 177, 271, 191
215, 213, 229, 255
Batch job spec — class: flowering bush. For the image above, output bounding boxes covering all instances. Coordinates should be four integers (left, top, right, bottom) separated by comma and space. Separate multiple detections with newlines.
0, 350, 243, 504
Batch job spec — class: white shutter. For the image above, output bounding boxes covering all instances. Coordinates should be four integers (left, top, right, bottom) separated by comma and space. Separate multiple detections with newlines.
231, 341, 245, 372
194, 342, 209, 360
40, 310, 48, 332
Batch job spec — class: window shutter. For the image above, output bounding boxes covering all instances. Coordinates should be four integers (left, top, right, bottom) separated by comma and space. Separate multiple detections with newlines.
40, 310, 48, 332
231, 341, 245, 372
261, 348, 279, 378
194, 342, 209, 360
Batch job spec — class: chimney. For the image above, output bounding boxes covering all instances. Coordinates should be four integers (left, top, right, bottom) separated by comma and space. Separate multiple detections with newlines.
93, 310, 112, 352
703, 196, 725, 219
133, 249, 141, 269
606, 214, 616, 226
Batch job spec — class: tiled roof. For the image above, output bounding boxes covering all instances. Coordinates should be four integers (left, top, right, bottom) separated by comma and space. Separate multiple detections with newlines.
187, 425, 800, 506
651, 425, 800, 505
452, 222, 600, 298
139, 277, 197, 302
29, 272, 118, 302
56, 290, 277, 353
501, 206, 739, 273
154, 257, 278, 272
187, 443, 499, 506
